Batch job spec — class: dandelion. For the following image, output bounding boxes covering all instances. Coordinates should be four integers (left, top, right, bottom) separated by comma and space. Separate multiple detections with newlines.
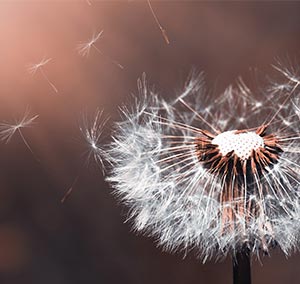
147, 0, 170, 45
106, 65, 300, 282
77, 30, 124, 70
61, 109, 107, 203
0, 108, 39, 159
27, 57, 58, 93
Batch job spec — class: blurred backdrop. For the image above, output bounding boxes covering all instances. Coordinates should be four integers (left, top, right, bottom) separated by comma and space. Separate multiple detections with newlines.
0, 1, 300, 284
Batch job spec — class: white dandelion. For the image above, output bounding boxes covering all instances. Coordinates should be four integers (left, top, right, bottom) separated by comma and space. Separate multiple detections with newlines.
0, 108, 39, 159
106, 63, 300, 272
77, 30, 124, 70
27, 57, 58, 93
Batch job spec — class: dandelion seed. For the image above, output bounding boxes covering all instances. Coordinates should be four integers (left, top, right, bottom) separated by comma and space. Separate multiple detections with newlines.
147, 0, 170, 45
77, 31, 103, 57
106, 64, 300, 264
27, 57, 58, 93
61, 109, 107, 203
77, 30, 124, 70
80, 109, 108, 171
0, 108, 39, 159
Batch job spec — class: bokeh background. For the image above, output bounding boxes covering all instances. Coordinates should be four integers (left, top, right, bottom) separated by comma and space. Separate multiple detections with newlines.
0, 1, 300, 283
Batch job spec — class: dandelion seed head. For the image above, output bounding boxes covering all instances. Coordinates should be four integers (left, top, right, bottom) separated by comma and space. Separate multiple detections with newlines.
107, 65, 300, 262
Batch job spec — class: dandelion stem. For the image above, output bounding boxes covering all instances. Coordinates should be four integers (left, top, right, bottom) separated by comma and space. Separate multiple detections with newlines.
233, 250, 251, 284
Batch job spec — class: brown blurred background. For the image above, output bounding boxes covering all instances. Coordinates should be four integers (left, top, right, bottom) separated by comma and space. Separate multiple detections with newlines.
0, 1, 300, 283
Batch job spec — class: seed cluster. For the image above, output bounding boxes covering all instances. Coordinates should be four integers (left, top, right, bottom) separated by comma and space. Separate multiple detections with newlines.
212, 131, 264, 160
196, 125, 282, 180
195, 125, 284, 242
